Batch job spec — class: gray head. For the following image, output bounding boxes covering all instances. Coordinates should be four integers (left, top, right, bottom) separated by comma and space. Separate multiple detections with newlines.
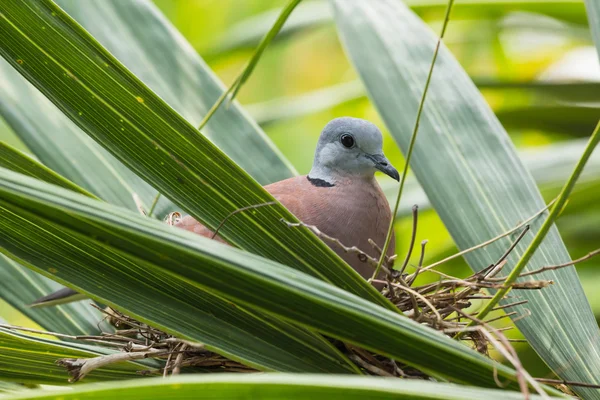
308, 117, 399, 185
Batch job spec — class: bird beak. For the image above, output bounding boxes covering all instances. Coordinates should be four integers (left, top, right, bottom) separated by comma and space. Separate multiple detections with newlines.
367, 154, 400, 181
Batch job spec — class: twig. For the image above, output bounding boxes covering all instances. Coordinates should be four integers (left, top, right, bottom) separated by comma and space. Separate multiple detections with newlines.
132, 193, 147, 216
377, 280, 442, 326
408, 240, 428, 286
516, 248, 600, 279
212, 202, 276, 239
347, 354, 395, 377
198, 0, 303, 130
484, 311, 517, 324
491, 300, 528, 311
282, 220, 392, 275
450, 307, 549, 400
147, 193, 162, 218
534, 377, 600, 389
398, 205, 419, 276
488, 225, 530, 272
373, 0, 456, 280
163, 346, 174, 378
57, 349, 174, 382
417, 201, 553, 275
171, 344, 188, 375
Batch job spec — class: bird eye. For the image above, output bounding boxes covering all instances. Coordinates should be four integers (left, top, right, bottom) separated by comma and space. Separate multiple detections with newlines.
340, 133, 355, 148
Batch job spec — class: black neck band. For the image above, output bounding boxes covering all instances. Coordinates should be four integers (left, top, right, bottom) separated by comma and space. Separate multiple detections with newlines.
307, 175, 334, 187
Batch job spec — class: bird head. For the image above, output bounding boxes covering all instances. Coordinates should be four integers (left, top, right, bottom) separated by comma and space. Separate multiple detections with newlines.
309, 117, 399, 184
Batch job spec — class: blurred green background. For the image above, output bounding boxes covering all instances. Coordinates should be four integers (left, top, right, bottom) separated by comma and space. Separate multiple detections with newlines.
2, 0, 600, 379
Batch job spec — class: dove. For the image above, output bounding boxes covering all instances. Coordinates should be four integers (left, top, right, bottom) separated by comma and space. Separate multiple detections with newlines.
31, 117, 398, 306
177, 116, 398, 279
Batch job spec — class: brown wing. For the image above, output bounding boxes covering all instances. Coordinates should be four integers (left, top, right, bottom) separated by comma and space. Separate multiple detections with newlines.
174, 175, 395, 280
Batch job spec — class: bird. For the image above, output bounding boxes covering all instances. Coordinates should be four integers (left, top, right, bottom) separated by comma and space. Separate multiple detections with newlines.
31, 117, 398, 307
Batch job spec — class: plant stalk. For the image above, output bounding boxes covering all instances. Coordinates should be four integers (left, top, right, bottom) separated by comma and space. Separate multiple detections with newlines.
198, 0, 303, 130
372, 0, 455, 280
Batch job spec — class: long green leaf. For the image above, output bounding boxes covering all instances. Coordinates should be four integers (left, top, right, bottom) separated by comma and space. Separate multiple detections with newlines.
497, 105, 600, 136
0, 255, 103, 336
0, 142, 104, 334
0, 142, 96, 198
469, 120, 600, 331
0, 381, 24, 394
0, 56, 174, 217
379, 137, 600, 217
0, 142, 103, 333
0, 170, 521, 388
0, 374, 547, 400
331, 0, 600, 397
0, 0, 389, 308
0, 327, 149, 385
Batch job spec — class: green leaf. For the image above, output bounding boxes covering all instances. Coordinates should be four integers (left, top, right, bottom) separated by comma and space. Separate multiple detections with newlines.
248, 82, 600, 133
0, 142, 96, 199
0, 142, 106, 334
0, 380, 25, 394
0, 0, 389, 307
212, 1, 332, 55
477, 80, 600, 104
0, 327, 148, 385
0, 56, 173, 217
0, 170, 521, 388
331, 0, 600, 397
0, 255, 103, 336
0, 374, 547, 400
379, 138, 600, 217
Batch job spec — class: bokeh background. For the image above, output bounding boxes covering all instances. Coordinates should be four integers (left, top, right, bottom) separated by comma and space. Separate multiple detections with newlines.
2, 0, 600, 378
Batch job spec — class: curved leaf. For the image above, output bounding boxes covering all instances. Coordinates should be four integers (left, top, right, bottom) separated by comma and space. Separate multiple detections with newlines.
331, 0, 600, 397
0, 176, 357, 375
0, 0, 294, 220
585, 0, 600, 55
